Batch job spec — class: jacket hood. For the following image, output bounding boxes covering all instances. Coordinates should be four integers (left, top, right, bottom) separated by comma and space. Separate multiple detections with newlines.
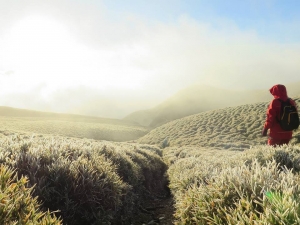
269, 84, 288, 101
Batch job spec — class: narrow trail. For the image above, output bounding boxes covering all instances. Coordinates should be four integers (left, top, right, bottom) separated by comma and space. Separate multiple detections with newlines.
148, 196, 175, 225
132, 194, 175, 225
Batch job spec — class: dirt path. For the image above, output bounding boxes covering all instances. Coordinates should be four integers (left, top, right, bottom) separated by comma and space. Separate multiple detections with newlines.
132, 194, 175, 225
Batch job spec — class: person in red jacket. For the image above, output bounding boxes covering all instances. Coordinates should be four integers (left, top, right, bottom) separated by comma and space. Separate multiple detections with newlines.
262, 84, 298, 146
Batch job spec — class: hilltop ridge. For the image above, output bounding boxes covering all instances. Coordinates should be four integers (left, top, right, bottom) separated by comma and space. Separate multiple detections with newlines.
125, 82, 300, 128
138, 97, 300, 150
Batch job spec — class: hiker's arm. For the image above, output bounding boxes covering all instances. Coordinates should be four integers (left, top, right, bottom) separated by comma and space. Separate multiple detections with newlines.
264, 100, 277, 130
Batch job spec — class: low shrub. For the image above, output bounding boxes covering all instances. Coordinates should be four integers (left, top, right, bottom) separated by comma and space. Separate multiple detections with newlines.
0, 165, 61, 224
167, 145, 300, 224
175, 159, 300, 224
0, 134, 168, 224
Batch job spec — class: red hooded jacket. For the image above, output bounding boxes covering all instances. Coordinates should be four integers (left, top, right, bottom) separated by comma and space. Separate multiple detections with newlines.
263, 84, 297, 140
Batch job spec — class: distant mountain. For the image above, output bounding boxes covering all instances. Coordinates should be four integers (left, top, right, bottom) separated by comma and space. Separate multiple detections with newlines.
124, 82, 300, 127
138, 97, 300, 149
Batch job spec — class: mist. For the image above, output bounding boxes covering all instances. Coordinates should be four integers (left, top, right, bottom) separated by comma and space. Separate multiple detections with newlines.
1, 0, 300, 118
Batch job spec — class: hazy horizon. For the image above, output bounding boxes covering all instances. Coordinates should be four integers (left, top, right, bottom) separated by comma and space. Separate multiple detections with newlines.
1, 0, 300, 118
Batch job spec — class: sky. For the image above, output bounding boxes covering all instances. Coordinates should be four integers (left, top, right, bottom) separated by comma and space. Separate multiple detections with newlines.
1, 0, 300, 118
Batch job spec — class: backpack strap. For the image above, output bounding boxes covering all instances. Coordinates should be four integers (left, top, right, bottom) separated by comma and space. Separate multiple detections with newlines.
274, 98, 290, 123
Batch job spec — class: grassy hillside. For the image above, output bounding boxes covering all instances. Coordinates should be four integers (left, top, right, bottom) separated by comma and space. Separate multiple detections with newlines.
125, 82, 300, 128
0, 106, 148, 141
135, 96, 300, 224
0, 132, 168, 224
138, 97, 300, 150
1, 95, 300, 224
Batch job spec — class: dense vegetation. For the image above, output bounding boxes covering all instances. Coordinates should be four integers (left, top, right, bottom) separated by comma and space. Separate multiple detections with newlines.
0, 133, 168, 224
0, 165, 61, 224
1, 96, 300, 224
140, 96, 300, 224
165, 145, 300, 224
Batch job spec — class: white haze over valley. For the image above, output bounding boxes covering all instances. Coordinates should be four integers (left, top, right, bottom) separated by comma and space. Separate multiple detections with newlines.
1, 0, 300, 118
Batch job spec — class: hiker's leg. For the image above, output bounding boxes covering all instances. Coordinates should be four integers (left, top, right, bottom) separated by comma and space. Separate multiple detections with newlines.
268, 137, 280, 146
279, 139, 290, 145
268, 138, 290, 146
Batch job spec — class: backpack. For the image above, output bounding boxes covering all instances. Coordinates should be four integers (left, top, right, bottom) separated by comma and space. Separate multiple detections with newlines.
277, 98, 299, 131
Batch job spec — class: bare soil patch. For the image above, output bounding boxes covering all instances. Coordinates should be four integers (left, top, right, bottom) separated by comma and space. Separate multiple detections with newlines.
131, 194, 175, 225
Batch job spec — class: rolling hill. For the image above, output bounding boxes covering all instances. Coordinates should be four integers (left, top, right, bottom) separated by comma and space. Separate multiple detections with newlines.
0, 106, 148, 141
124, 82, 300, 128
1, 91, 300, 224
138, 97, 300, 150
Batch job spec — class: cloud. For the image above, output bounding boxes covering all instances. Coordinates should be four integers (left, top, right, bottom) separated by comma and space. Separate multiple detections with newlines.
123, 15, 300, 91
0, 70, 14, 77
1, 1, 300, 118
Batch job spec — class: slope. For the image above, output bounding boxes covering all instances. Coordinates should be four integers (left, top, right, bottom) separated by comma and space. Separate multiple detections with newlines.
138, 97, 300, 150
0, 106, 148, 141
124, 82, 300, 128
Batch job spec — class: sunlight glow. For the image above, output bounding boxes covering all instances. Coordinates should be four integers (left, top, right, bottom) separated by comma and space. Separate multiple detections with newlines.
1, 15, 145, 97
